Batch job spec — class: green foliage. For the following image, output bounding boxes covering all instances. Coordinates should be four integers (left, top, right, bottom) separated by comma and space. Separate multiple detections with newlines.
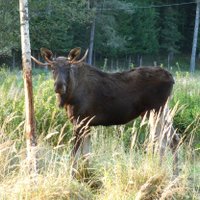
29, 0, 92, 51
171, 71, 200, 147
0, 0, 19, 55
0, 68, 72, 146
0, 0, 197, 67
113, 1, 160, 56
160, 7, 182, 54
93, 0, 133, 56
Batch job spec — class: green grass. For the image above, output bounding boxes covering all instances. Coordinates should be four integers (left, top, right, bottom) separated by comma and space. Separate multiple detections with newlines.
171, 71, 200, 148
0, 68, 200, 199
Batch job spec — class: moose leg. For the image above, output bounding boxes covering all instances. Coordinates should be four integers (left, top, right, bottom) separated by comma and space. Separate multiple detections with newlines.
72, 126, 82, 158
72, 125, 91, 158
82, 134, 91, 158
172, 147, 179, 176
155, 111, 166, 166
155, 108, 180, 176
71, 123, 91, 176
72, 133, 91, 162
170, 127, 180, 176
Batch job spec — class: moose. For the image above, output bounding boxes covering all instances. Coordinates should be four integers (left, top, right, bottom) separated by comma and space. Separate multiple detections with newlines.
31, 47, 179, 174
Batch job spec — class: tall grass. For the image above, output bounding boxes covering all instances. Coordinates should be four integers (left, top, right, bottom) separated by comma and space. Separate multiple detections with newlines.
0, 68, 199, 199
0, 118, 199, 199
171, 71, 200, 147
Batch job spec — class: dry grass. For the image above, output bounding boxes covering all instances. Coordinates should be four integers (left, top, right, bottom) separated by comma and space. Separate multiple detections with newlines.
0, 108, 199, 200
0, 69, 199, 199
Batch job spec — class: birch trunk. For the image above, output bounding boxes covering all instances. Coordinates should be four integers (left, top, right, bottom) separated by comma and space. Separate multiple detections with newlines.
19, 0, 37, 175
190, 1, 200, 73
88, 18, 96, 65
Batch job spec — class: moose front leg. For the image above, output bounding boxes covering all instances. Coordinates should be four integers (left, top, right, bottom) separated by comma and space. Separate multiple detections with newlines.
72, 126, 91, 159
71, 121, 91, 176
72, 119, 91, 156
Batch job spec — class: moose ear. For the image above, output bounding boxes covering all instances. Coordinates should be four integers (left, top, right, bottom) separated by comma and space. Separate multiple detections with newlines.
40, 48, 53, 62
67, 47, 81, 62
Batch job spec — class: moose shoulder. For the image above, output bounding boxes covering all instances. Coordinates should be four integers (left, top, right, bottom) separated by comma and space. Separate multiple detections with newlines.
31, 48, 177, 166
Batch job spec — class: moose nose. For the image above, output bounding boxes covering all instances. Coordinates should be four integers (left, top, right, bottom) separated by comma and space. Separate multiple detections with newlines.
54, 82, 66, 94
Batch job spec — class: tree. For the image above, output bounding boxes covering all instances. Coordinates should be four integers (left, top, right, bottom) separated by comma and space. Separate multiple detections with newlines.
0, 0, 19, 56
88, 18, 96, 65
0, 0, 198, 69
29, 0, 91, 51
160, 7, 182, 68
94, 0, 133, 58
87, 0, 96, 65
117, 1, 159, 66
19, 0, 37, 175
190, 1, 200, 73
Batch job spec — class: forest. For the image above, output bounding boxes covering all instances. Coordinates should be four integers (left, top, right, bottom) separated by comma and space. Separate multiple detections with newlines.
0, 0, 198, 70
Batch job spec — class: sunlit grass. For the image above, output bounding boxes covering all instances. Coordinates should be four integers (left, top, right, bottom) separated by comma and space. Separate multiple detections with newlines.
0, 68, 199, 199
0, 123, 199, 199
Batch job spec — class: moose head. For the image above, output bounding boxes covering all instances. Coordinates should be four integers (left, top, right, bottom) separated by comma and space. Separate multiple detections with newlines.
31, 48, 88, 107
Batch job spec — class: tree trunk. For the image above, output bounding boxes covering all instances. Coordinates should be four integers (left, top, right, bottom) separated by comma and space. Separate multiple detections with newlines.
128, 55, 132, 69
139, 55, 143, 67
93, 50, 96, 66
111, 58, 114, 70
88, 18, 96, 65
167, 53, 170, 69
12, 49, 15, 70
190, 1, 200, 73
19, 0, 37, 176
116, 59, 119, 69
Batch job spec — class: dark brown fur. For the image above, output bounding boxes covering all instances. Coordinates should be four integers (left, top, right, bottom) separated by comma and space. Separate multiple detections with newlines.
32, 48, 178, 172
62, 63, 174, 127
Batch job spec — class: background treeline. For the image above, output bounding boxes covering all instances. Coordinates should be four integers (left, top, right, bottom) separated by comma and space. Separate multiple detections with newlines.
0, 0, 197, 69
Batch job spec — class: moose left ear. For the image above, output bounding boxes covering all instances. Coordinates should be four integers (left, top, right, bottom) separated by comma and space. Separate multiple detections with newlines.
67, 47, 81, 62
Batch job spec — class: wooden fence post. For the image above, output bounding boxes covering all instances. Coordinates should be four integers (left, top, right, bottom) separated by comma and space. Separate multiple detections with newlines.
19, 0, 37, 176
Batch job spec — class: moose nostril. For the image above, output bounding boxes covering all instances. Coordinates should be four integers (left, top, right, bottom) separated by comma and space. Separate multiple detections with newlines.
54, 87, 59, 93
54, 83, 66, 94
54, 83, 61, 93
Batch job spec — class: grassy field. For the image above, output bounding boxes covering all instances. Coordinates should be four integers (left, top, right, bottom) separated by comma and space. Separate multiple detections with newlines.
0, 68, 200, 199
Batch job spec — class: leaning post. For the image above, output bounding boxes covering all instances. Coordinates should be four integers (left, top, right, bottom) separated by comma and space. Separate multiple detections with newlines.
19, 0, 37, 176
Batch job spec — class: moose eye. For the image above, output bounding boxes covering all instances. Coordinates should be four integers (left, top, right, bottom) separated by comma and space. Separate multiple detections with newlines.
51, 67, 57, 76
51, 65, 56, 71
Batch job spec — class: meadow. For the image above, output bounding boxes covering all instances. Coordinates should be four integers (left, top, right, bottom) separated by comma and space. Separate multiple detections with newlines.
0, 67, 199, 199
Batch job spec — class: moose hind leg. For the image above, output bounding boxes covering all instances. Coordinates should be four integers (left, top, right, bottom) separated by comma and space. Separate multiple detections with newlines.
170, 128, 180, 176
153, 106, 180, 176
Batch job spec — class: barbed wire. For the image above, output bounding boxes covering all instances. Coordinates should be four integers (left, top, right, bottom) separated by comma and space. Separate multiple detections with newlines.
95, 1, 197, 11
28, 1, 197, 13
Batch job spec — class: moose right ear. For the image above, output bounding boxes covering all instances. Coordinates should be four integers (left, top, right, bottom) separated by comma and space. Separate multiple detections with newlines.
40, 48, 53, 63
67, 47, 81, 62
